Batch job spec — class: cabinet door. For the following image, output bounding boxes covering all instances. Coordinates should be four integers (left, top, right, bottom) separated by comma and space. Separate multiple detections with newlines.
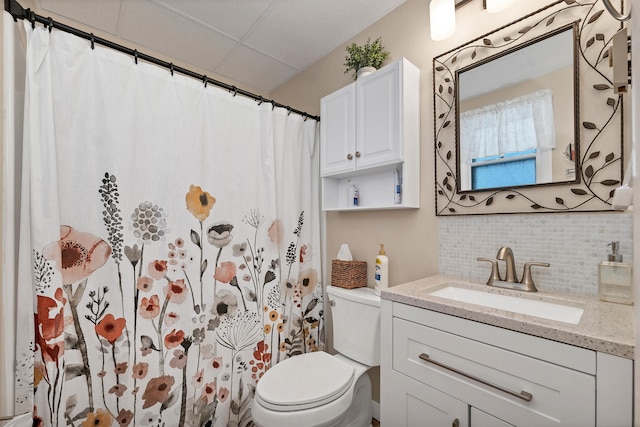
320, 83, 356, 176
384, 371, 469, 427
471, 408, 514, 427
356, 61, 402, 169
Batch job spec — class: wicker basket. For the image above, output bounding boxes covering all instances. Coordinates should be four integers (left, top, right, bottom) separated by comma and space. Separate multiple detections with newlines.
331, 260, 367, 289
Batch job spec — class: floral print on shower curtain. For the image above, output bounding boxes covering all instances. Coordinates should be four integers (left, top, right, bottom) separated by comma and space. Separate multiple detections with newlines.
17, 22, 322, 427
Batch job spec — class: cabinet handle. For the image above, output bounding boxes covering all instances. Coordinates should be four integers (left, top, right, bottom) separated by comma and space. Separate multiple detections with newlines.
355, 151, 361, 158
418, 353, 533, 402
347, 153, 353, 160
452, 418, 459, 427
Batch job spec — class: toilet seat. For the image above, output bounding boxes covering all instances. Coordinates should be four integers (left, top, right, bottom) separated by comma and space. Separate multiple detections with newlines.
255, 351, 355, 412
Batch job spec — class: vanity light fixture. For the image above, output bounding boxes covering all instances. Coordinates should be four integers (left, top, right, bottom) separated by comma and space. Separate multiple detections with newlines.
429, 0, 455, 41
430, 0, 516, 41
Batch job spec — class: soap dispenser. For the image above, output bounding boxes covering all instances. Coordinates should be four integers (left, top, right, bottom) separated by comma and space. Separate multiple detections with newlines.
598, 241, 633, 305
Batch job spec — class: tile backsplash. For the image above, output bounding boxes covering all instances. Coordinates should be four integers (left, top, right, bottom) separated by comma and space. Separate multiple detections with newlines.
439, 212, 633, 295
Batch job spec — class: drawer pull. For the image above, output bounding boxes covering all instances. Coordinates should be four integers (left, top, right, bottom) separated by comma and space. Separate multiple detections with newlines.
418, 353, 533, 402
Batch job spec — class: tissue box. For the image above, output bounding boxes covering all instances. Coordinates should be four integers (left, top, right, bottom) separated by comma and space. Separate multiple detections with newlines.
331, 260, 367, 289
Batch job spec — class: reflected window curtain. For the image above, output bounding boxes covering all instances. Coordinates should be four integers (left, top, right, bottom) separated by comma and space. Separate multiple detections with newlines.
459, 89, 556, 164
15, 22, 322, 427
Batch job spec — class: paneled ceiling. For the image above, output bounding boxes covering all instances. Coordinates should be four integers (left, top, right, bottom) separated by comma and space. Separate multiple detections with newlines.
36, 0, 407, 93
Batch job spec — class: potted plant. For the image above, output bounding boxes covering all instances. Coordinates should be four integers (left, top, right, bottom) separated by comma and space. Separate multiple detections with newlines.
344, 37, 390, 80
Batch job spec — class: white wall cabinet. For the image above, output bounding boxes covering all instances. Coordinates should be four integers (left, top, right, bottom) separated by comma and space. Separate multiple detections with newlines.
380, 300, 633, 427
320, 58, 420, 211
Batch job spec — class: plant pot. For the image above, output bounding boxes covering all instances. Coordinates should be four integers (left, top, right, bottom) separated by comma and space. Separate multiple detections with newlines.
356, 66, 376, 79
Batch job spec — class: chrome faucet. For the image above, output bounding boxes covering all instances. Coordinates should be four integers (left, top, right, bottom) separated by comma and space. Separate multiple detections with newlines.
477, 246, 550, 292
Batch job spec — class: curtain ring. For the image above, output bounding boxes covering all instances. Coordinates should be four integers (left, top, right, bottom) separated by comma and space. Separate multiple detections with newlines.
169, 63, 174, 76
231, 86, 237, 97
271, 101, 275, 110
287, 107, 292, 115
47, 17, 54, 32
304, 115, 308, 121
257, 96, 264, 105
27, 9, 35, 29
90, 33, 95, 50
133, 49, 138, 64
203, 75, 208, 88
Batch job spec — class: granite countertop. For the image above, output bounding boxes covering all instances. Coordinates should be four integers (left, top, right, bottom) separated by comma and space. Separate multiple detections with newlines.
380, 274, 635, 359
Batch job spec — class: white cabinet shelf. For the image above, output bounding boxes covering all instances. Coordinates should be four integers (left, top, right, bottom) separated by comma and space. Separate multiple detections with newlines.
320, 57, 420, 211
380, 300, 633, 426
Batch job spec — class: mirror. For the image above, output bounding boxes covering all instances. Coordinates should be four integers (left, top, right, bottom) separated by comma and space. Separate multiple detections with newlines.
456, 24, 578, 192
434, 0, 624, 215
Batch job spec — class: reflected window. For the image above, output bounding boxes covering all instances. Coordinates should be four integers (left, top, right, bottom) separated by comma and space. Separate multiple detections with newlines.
471, 149, 536, 190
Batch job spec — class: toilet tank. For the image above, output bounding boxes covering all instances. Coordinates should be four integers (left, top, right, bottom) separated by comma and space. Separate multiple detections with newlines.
326, 285, 381, 367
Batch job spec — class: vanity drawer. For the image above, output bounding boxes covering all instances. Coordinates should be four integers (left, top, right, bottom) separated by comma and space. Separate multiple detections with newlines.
392, 317, 595, 426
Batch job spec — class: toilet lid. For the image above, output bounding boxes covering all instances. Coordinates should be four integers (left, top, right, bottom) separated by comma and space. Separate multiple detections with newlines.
255, 351, 355, 411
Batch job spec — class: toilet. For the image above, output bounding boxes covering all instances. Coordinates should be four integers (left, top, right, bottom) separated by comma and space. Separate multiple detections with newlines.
252, 285, 381, 427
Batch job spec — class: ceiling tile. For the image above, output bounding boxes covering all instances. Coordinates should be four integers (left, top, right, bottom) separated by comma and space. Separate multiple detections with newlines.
38, 0, 122, 34
118, 0, 237, 70
151, 0, 274, 40
215, 45, 298, 93
244, 0, 406, 69
34, 0, 407, 93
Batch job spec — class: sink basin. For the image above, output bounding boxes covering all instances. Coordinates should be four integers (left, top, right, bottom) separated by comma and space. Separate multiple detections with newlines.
429, 285, 584, 324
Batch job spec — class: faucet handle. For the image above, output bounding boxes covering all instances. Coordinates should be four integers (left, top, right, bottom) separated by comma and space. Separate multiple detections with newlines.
477, 257, 502, 286
520, 262, 550, 291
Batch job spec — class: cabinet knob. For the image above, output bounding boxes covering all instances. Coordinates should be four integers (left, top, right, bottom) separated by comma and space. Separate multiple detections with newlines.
452, 419, 459, 427
355, 151, 361, 158
347, 153, 353, 160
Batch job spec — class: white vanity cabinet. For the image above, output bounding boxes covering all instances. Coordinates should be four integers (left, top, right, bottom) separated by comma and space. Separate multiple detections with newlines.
320, 57, 420, 211
381, 300, 633, 427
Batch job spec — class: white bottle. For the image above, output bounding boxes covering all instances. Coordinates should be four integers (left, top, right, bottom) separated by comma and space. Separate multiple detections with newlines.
394, 169, 402, 204
375, 244, 389, 296
599, 241, 633, 305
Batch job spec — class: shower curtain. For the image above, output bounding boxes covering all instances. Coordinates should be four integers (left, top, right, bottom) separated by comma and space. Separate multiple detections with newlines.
13, 22, 322, 427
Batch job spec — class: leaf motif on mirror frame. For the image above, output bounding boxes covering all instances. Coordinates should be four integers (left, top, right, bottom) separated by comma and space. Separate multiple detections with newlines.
585, 165, 594, 178
601, 180, 620, 186
587, 10, 604, 25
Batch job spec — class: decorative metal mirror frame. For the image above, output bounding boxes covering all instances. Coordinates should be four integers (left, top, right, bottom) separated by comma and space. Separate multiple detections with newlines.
434, 0, 625, 215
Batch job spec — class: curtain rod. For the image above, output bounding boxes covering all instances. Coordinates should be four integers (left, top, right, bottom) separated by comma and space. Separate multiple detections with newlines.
3, 0, 320, 122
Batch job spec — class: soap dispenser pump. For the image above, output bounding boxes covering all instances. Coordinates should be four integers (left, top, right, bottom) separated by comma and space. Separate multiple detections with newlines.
598, 241, 633, 305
